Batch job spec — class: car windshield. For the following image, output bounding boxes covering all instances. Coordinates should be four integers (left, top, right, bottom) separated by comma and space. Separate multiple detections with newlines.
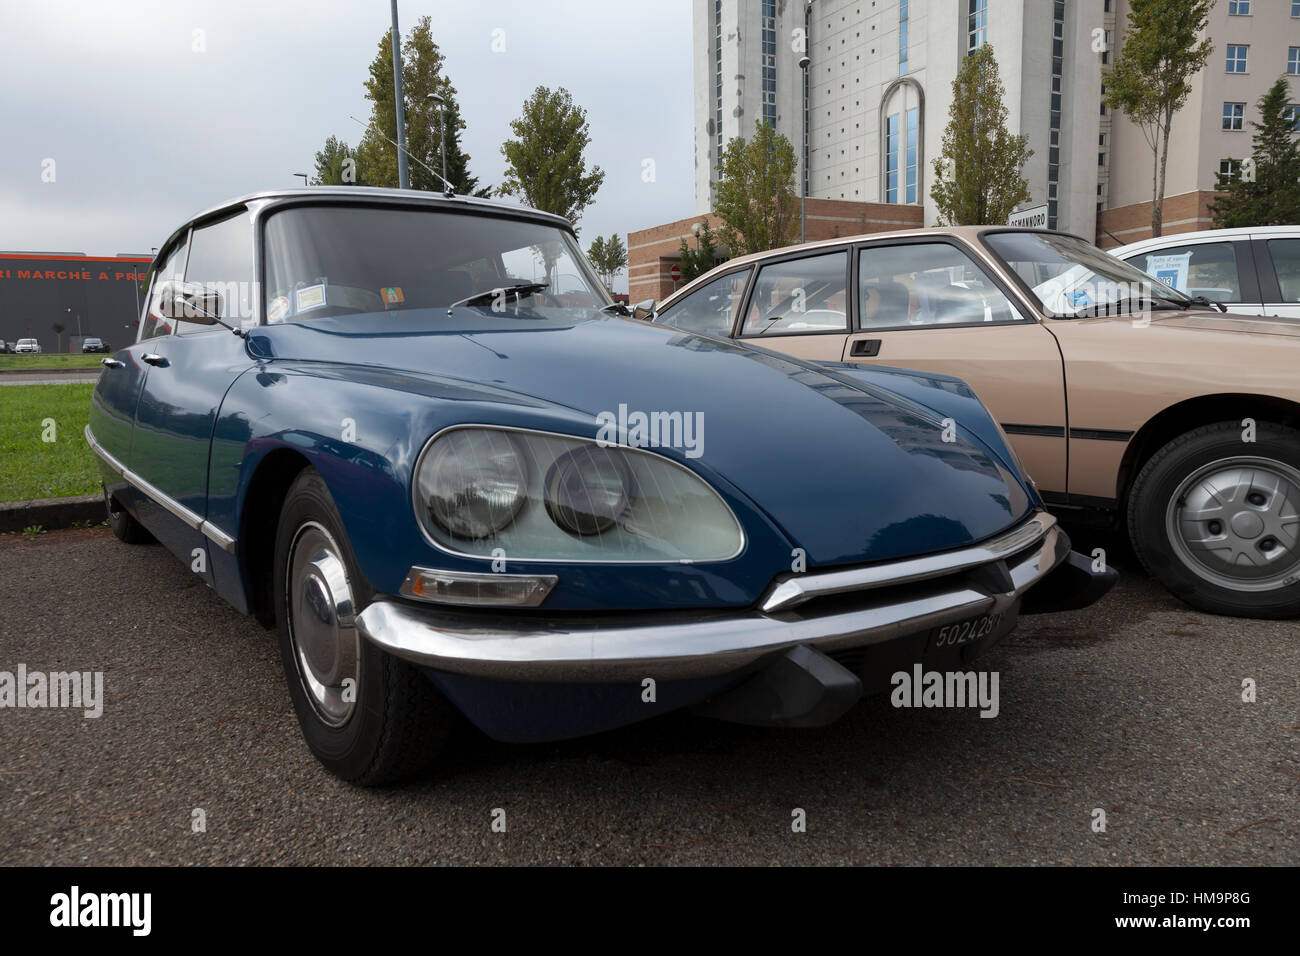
984, 231, 1193, 318
262, 204, 612, 323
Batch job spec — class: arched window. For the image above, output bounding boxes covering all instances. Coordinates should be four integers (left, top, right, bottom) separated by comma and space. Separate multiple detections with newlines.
879, 78, 925, 205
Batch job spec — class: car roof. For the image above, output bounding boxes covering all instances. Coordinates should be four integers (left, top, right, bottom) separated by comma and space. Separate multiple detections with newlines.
1111, 225, 1300, 256
660, 225, 1076, 307
153, 187, 574, 271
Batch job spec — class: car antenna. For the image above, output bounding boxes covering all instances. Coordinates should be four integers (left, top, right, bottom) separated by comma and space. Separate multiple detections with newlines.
348, 115, 457, 198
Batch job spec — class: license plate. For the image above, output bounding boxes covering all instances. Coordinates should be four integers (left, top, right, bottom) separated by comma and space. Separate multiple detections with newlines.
928, 611, 1009, 652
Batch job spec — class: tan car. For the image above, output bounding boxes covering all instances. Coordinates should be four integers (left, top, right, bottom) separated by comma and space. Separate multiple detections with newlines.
647, 226, 1300, 619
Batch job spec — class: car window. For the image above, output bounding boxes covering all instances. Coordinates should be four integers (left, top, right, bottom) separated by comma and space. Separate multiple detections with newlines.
857, 242, 1021, 329
181, 211, 255, 333
1267, 239, 1300, 303
658, 268, 751, 336
741, 252, 848, 335
140, 241, 188, 340
262, 205, 610, 323
1123, 241, 1244, 304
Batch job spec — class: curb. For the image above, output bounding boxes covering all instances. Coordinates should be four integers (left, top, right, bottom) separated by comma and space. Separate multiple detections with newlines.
0, 494, 103, 534
0, 366, 102, 376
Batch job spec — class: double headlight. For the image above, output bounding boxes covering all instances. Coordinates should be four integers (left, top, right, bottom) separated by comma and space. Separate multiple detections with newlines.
414, 426, 744, 562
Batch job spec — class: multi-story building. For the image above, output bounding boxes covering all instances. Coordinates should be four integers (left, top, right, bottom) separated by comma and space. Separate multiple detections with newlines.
629, 0, 1299, 302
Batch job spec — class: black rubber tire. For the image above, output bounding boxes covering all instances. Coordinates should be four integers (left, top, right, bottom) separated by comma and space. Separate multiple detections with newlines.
1127, 421, 1300, 619
105, 488, 154, 544
273, 467, 454, 785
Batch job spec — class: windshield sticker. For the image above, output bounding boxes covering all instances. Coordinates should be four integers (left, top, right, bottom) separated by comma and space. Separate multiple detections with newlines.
1068, 289, 1092, 308
267, 295, 291, 322
381, 286, 405, 304
1146, 253, 1191, 293
295, 284, 327, 312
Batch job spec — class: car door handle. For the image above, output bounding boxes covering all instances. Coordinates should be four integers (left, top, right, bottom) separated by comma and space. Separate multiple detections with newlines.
142, 353, 168, 367
100, 357, 124, 369
850, 339, 881, 357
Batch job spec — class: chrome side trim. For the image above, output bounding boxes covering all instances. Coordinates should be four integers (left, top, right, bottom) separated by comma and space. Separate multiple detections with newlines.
84, 425, 237, 554
355, 513, 1070, 682
759, 512, 1056, 613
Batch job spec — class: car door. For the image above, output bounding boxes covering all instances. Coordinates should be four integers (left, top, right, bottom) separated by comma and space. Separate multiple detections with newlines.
838, 237, 1069, 496
1253, 236, 1300, 319
733, 248, 852, 362
130, 208, 257, 571
89, 240, 188, 489
1120, 237, 1264, 316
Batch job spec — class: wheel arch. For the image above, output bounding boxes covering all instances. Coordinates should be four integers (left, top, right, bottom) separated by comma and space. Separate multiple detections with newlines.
1116, 393, 1300, 509
238, 447, 313, 627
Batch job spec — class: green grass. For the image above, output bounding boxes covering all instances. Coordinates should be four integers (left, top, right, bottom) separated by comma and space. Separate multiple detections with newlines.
0, 384, 98, 501
0, 354, 105, 370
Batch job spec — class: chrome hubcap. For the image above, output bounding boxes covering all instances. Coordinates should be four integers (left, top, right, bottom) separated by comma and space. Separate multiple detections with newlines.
1166, 457, 1300, 592
287, 522, 358, 726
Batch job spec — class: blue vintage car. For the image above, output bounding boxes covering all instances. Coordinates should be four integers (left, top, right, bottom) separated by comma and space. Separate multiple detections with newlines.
87, 189, 1113, 785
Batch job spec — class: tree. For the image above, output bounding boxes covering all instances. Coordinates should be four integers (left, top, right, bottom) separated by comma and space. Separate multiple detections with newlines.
51, 322, 64, 353
355, 16, 489, 196
499, 86, 605, 225
677, 221, 721, 282
1210, 77, 1300, 228
1104, 0, 1214, 238
312, 135, 359, 185
586, 234, 627, 292
930, 44, 1032, 226
712, 120, 798, 255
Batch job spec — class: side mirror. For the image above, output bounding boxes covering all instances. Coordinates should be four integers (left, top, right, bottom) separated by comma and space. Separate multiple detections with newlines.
632, 299, 657, 321
159, 281, 223, 324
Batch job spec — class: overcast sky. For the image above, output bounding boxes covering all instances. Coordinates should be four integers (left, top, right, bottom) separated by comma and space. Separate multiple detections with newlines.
0, 0, 695, 291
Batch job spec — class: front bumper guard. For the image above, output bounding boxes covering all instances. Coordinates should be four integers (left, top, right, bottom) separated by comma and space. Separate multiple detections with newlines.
355, 511, 1105, 683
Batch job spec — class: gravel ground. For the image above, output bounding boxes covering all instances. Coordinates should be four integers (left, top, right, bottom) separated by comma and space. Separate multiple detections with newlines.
0, 525, 1296, 866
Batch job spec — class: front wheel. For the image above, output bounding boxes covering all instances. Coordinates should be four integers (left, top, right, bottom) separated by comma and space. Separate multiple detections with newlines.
1128, 422, 1300, 618
273, 467, 455, 785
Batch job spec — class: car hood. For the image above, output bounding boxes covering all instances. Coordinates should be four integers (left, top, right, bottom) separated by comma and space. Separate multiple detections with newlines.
1150, 310, 1300, 337
245, 310, 1034, 567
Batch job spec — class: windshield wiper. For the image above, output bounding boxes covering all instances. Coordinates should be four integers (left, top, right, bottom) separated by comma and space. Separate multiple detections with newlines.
1184, 294, 1228, 313
447, 282, 548, 314
1066, 296, 1186, 318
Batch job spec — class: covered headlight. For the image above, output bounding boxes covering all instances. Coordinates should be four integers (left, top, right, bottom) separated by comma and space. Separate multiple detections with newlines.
414, 426, 744, 562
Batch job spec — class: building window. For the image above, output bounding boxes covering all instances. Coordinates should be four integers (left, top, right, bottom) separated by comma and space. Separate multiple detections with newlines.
1223, 102, 1246, 130
1226, 45, 1248, 74
1289, 47, 1300, 76
1219, 159, 1237, 181
905, 107, 918, 203
885, 113, 900, 203
761, 0, 777, 125
967, 0, 988, 53
899, 0, 909, 75
1047, 1, 1064, 230
714, 0, 723, 161
1294, 0, 1300, 17
1285, 104, 1300, 131
1228, 0, 1250, 14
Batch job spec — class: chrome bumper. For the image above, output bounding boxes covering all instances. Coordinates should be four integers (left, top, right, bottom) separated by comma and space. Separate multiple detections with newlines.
355, 511, 1070, 682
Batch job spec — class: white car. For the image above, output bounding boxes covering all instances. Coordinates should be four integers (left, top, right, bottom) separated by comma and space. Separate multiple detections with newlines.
1112, 226, 1300, 319
14, 338, 41, 353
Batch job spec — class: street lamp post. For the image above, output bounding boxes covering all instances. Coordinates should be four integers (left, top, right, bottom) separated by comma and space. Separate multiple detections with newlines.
390, 0, 410, 190
428, 92, 447, 187
800, 1, 812, 243
293, 172, 309, 186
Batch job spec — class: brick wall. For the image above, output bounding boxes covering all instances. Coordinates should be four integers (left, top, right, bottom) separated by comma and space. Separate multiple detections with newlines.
1095, 190, 1220, 250
627, 199, 924, 304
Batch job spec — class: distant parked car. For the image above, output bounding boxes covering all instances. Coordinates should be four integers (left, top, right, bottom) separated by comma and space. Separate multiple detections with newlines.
0, 340, 11, 354
14, 338, 41, 353
87, 188, 1111, 785
1112, 226, 1300, 319
651, 226, 1300, 618
81, 337, 109, 353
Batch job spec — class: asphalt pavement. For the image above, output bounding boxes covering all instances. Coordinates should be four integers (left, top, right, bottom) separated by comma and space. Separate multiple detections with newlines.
1, 525, 1296, 865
